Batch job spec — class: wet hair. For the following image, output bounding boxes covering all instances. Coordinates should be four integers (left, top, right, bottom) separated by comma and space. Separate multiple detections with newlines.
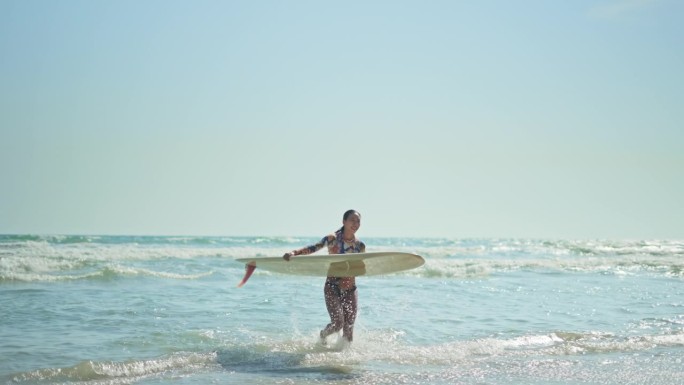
337, 210, 361, 234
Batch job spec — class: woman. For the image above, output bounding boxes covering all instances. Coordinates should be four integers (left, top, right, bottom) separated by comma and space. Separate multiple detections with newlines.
282, 209, 365, 343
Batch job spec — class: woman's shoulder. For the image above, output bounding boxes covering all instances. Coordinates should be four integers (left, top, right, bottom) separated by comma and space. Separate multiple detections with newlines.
322, 233, 337, 242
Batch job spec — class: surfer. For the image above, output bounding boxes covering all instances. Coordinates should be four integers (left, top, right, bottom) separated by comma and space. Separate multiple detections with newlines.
283, 209, 365, 343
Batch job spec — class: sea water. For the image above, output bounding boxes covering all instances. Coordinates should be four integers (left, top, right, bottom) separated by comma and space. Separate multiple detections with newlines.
1, 235, 683, 385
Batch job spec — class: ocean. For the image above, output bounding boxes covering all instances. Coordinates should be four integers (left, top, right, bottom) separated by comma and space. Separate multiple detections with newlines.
1, 235, 682, 385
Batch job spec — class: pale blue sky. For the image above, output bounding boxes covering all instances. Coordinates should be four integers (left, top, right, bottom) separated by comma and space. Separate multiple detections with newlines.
1, 0, 682, 239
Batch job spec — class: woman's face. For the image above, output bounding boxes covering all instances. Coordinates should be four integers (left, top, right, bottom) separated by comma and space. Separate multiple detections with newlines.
343, 213, 361, 234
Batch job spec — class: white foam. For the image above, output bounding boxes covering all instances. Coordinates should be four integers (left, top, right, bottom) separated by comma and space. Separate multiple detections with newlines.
9, 329, 683, 384
8, 352, 218, 384
3, 238, 682, 282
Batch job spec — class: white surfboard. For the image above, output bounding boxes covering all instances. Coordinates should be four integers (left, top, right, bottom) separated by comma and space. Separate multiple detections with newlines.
235, 252, 424, 287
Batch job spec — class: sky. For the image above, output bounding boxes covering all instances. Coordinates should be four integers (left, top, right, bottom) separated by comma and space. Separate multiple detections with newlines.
1, 0, 682, 239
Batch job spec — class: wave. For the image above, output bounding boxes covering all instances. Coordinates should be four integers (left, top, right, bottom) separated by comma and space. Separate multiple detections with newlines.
4, 352, 218, 384
409, 254, 684, 278
197, 327, 684, 367
2, 235, 682, 253
0, 234, 104, 245
334, 330, 684, 366
2, 237, 682, 282
0, 234, 311, 247
6, 328, 682, 385
0, 264, 214, 283
397, 238, 684, 259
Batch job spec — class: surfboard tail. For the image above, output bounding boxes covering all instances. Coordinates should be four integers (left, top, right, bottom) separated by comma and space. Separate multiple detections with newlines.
237, 263, 257, 288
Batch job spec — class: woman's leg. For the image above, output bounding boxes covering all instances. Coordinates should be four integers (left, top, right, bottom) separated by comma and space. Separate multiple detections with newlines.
341, 289, 358, 342
320, 283, 344, 340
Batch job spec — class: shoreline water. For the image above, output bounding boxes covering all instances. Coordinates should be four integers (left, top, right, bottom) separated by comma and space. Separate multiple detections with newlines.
1, 235, 683, 384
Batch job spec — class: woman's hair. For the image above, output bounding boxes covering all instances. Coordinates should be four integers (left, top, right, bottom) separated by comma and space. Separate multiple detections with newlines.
343, 209, 360, 221
337, 209, 361, 234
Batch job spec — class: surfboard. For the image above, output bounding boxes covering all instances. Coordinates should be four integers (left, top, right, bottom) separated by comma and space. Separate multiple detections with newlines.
235, 252, 424, 287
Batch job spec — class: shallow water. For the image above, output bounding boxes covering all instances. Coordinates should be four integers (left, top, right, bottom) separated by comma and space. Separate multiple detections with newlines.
1, 236, 683, 384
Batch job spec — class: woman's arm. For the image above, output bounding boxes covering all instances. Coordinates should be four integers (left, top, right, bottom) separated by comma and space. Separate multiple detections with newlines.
283, 235, 333, 261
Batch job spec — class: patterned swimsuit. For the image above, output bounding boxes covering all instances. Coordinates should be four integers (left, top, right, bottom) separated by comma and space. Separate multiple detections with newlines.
294, 230, 365, 295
